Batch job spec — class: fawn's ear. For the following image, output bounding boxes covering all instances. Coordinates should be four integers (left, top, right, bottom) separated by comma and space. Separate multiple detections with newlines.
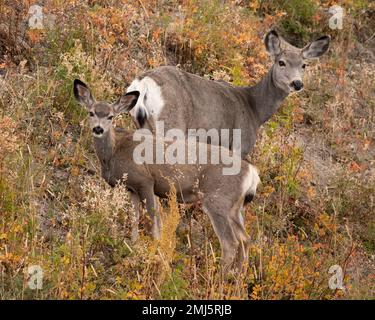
302, 36, 330, 59
113, 91, 140, 115
265, 30, 282, 59
73, 79, 95, 108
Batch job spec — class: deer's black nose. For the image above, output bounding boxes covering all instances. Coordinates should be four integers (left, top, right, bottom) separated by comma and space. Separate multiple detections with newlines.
93, 126, 104, 135
291, 80, 303, 91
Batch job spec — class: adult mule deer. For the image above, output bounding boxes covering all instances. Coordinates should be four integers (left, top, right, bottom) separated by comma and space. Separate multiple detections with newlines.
73, 79, 260, 270
126, 30, 330, 158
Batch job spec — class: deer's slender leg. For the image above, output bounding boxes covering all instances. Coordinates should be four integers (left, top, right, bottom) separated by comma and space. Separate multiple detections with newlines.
139, 187, 162, 240
129, 191, 141, 243
230, 202, 250, 271
202, 199, 239, 271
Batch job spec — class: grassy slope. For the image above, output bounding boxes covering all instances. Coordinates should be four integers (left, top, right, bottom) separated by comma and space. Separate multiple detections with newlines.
0, 0, 374, 299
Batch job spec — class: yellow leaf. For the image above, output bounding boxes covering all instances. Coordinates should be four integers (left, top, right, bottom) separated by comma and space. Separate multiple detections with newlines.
62, 256, 70, 265
71, 166, 80, 176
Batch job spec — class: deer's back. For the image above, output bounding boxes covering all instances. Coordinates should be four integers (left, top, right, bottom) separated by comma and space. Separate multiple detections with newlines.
129, 66, 251, 133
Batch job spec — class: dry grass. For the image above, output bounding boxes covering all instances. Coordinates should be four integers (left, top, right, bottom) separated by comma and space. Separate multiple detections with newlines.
0, 0, 374, 299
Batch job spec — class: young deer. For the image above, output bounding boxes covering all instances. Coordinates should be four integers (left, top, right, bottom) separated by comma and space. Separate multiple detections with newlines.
73, 79, 260, 270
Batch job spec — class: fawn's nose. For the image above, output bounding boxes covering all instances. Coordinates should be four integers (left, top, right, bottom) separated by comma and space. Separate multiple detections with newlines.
93, 126, 104, 135
291, 80, 303, 91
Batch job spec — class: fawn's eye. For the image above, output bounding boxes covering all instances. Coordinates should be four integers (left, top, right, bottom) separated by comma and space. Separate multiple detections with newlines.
107, 115, 114, 120
89, 112, 94, 117
302, 64, 306, 69
278, 60, 286, 67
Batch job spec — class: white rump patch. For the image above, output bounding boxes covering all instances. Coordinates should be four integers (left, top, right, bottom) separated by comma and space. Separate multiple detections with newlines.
242, 164, 260, 196
127, 76, 164, 123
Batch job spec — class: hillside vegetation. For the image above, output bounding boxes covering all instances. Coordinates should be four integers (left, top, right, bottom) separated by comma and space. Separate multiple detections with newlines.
0, 0, 374, 299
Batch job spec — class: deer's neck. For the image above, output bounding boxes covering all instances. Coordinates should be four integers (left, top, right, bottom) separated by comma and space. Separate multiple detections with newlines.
248, 66, 289, 125
93, 128, 116, 170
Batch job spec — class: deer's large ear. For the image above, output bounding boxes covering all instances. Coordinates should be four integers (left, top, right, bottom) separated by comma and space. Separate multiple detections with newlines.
265, 30, 282, 58
302, 36, 330, 59
113, 91, 140, 115
73, 79, 95, 108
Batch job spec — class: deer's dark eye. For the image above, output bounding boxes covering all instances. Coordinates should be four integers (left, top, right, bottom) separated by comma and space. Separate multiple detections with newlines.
302, 64, 306, 69
278, 60, 286, 67
107, 115, 114, 120
89, 112, 94, 117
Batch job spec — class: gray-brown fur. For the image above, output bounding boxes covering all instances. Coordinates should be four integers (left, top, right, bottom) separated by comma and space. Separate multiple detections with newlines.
73, 79, 260, 270
129, 30, 330, 158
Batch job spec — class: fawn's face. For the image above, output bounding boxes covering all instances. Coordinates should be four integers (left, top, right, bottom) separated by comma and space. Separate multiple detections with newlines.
264, 30, 330, 93
73, 79, 139, 138
87, 102, 114, 137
